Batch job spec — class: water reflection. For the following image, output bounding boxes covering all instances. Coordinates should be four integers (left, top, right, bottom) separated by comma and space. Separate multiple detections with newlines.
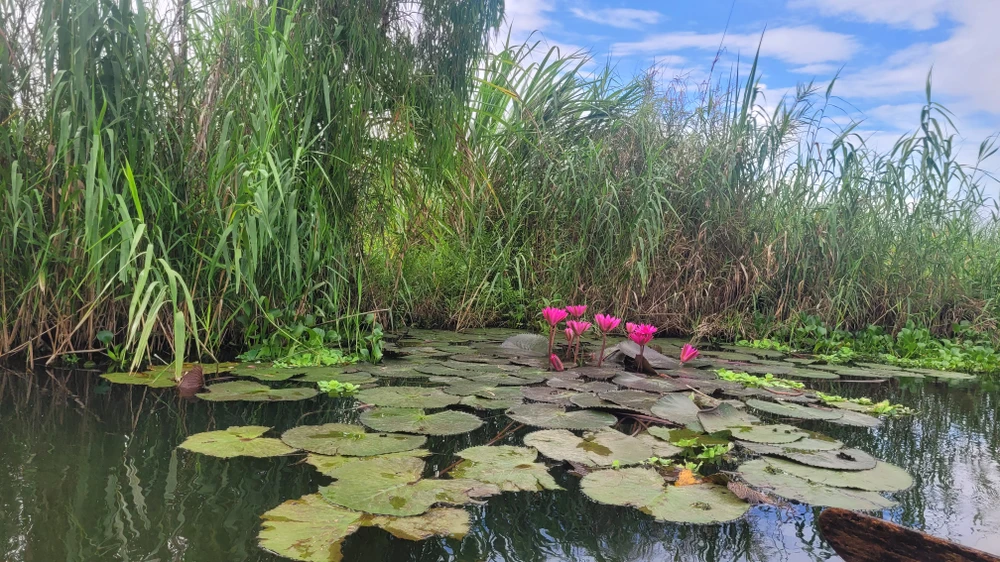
2, 367, 1000, 561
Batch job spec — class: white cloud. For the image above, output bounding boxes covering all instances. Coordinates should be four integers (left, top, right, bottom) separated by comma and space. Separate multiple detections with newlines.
789, 0, 950, 30
570, 7, 662, 30
502, 0, 556, 39
789, 63, 839, 75
611, 26, 859, 65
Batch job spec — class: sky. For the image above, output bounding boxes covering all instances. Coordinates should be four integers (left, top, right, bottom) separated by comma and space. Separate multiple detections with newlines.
497, 0, 1000, 194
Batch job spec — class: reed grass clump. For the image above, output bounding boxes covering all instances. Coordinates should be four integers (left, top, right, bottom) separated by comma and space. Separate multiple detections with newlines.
1, 0, 998, 368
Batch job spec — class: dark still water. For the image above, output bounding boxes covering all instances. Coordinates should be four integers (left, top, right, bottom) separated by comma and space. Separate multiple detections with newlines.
2, 367, 1000, 562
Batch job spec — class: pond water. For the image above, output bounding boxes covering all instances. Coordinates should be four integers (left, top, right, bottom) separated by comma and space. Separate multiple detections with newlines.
3, 331, 1000, 562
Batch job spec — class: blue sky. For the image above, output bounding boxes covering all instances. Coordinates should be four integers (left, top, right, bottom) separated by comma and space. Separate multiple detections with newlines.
499, 0, 1000, 191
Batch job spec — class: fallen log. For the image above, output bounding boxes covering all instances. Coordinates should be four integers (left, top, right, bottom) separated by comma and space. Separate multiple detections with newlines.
818, 508, 1000, 562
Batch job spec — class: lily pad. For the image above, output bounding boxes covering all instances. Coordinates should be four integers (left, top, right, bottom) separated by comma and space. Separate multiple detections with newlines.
466, 371, 546, 386
294, 367, 377, 385
765, 457, 913, 491
258, 493, 468, 562
597, 390, 659, 414
101, 371, 177, 388
521, 386, 580, 406
827, 409, 883, 428
355, 386, 460, 409
736, 434, 844, 454
745, 399, 843, 421
569, 393, 640, 412
581, 468, 750, 524
698, 403, 760, 433
412, 364, 464, 377
728, 424, 810, 444
232, 363, 300, 381
450, 445, 563, 491
764, 447, 878, 470
570, 366, 623, 381
459, 395, 523, 410
650, 394, 704, 430
523, 429, 653, 468
304, 450, 431, 476
505, 404, 616, 430
905, 368, 976, 380
360, 408, 484, 436
702, 350, 760, 362
319, 456, 499, 517
281, 423, 427, 456
178, 425, 297, 458
613, 373, 688, 393
634, 432, 684, 458
500, 334, 550, 355
356, 364, 429, 379
616, 341, 681, 370
197, 381, 320, 402
647, 427, 732, 447
737, 459, 897, 510
439, 380, 501, 396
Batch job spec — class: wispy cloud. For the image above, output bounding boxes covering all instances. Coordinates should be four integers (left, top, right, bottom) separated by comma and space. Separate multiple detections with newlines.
611, 26, 859, 65
570, 7, 662, 30
789, 0, 950, 31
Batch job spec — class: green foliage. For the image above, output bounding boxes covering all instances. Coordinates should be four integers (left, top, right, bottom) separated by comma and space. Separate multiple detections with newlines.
735, 339, 792, 352
316, 380, 360, 398
716, 369, 806, 390
815, 392, 915, 417
2, 0, 999, 368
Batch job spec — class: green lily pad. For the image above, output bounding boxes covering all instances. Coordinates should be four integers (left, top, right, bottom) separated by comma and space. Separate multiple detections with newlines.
304, 450, 431, 476
764, 447, 878, 470
101, 371, 177, 388
702, 351, 760, 362
356, 364, 430, 379
506, 404, 617, 430
521, 386, 580, 405
177, 426, 297, 458
258, 493, 469, 562
281, 423, 426, 456
570, 366, 623, 381
828, 409, 883, 428
459, 395, 523, 410
616, 341, 681, 370
737, 459, 897, 510
412, 364, 464, 377
359, 408, 484, 436
232, 363, 300, 381
500, 334, 550, 355
597, 390, 659, 414
745, 399, 843, 421
729, 424, 810, 444
439, 380, 500, 396
650, 394, 704, 430
294, 367, 377, 385
146, 362, 238, 377
905, 368, 976, 380
197, 381, 320, 402
355, 386, 460, 409
698, 403, 760, 433
448, 354, 495, 364
765, 457, 913, 491
450, 445, 562, 491
647, 427, 732, 447
613, 373, 688, 393
523, 428, 653, 468
581, 468, 750, 524
466, 371, 546, 386
634, 432, 684, 458
736, 434, 845, 454
318, 456, 499, 517
569, 393, 638, 412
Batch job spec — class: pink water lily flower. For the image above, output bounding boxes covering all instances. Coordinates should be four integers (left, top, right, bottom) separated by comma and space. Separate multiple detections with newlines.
549, 354, 564, 372
565, 304, 587, 318
541, 307, 569, 366
628, 323, 658, 367
625, 322, 637, 335
594, 314, 621, 333
680, 343, 699, 363
564, 327, 575, 360
566, 320, 592, 366
542, 307, 568, 327
593, 313, 622, 366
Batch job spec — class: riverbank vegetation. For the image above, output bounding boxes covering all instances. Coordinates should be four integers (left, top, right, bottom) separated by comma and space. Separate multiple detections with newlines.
2, 0, 999, 370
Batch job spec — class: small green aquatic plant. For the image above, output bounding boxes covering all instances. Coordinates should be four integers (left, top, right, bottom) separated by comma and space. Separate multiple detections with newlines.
815, 392, 915, 416
716, 369, 805, 390
317, 380, 361, 397
735, 338, 792, 352
695, 443, 731, 464
816, 346, 857, 364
